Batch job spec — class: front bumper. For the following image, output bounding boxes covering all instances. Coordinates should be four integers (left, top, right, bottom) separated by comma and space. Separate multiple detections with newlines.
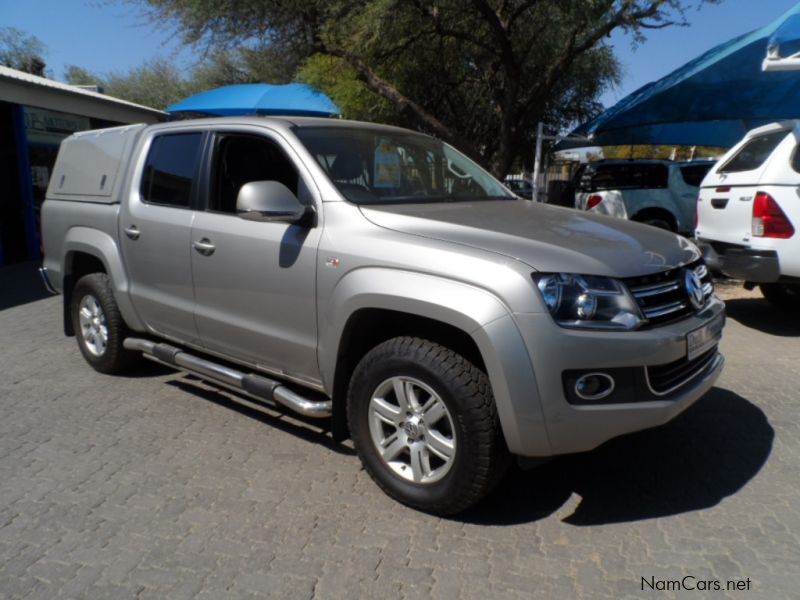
698, 241, 780, 283
507, 297, 725, 457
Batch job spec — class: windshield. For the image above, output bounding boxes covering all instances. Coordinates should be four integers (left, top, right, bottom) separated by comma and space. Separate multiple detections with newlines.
294, 126, 514, 205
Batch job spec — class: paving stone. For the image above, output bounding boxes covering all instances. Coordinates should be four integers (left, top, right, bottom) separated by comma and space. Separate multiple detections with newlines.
0, 271, 798, 598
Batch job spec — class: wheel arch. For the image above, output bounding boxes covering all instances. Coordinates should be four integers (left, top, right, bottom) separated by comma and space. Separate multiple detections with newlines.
631, 206, 679, 232
320, 268, 550, 455
62, 227, 144, 335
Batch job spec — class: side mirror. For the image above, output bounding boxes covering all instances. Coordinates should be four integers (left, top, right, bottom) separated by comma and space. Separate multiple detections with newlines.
236, 181, 309, 223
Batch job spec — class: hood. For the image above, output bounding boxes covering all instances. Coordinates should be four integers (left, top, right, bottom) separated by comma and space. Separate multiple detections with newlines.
360, 200, 700, 278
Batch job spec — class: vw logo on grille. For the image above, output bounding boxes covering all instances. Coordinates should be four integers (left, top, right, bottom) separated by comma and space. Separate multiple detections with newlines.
684, 269, 705, 310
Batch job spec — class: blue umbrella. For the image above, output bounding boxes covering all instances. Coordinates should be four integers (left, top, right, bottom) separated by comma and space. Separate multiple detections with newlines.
559, 3, 800, 149
166, 83, 340, 117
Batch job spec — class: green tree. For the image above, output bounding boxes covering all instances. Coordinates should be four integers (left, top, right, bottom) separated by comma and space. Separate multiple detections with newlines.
139, 0, 720, 176
105, 58, 195, 108
64, 59, 196, 109
602, 144, 726, 160
0, 27, 48, 76
297, 54, 396, 124
64, 65, 102, 87
191, 48, 254, 89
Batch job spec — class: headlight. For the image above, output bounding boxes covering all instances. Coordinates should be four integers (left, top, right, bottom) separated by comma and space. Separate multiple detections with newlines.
533, 273, 644, 330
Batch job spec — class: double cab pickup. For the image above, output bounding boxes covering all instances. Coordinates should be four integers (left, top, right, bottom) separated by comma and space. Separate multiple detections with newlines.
40, 117, 725, 514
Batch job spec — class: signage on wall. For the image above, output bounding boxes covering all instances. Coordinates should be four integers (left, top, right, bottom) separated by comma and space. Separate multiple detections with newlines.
23, 107, 91, 146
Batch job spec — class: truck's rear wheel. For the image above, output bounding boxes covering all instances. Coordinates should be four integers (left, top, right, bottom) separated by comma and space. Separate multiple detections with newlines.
760, 283, 800, 311
71, 273, 138, 373
347, 337, 509, 515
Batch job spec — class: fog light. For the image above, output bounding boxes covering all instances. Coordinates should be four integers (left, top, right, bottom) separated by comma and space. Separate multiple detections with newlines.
574, 372, 615, 401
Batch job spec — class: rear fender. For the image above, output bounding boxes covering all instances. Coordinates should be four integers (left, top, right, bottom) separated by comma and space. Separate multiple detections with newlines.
62, 227, 145, 332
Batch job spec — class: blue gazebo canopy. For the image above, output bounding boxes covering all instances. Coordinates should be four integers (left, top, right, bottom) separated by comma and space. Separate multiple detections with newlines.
560, 3, 800, 149
166, 83, 340, 117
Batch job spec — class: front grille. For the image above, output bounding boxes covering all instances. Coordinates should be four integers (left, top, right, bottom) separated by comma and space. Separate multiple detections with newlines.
624, 260, 714, 326
646, 346, 719, 395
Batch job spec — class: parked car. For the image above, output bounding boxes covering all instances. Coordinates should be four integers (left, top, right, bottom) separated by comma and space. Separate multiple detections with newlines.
575, 159, 715, 234
696, 121, 799, 309
504, 178, 534, 199
40, 117, 724, 515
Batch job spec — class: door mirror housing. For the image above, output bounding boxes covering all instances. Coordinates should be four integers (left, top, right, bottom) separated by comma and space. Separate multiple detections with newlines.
236, 181, 310, 223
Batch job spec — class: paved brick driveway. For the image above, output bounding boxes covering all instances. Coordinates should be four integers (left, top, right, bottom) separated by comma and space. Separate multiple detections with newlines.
0, 269, 798, 599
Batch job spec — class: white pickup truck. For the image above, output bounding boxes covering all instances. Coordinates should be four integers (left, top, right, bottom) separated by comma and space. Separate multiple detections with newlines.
575, 159, 715, 234
696, 121, 800, 309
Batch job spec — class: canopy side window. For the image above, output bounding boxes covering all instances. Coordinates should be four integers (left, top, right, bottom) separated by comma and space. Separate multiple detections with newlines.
717, 131, 788, 174
578, 163, 668, 192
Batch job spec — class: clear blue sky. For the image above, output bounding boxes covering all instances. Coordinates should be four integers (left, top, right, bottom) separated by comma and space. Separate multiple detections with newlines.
3, 0, 800, 109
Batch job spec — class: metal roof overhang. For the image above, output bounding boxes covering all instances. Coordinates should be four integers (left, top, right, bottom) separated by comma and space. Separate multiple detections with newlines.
0, 66, 165, 124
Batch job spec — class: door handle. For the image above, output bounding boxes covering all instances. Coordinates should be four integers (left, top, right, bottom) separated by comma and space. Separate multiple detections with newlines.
124, 226, 140, 240
193, 238, 216, 256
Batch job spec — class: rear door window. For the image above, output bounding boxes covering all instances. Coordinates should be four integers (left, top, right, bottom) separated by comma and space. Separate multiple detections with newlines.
679, 164, 713, 187
717, 130, 788, 174
141, 133, 203, 207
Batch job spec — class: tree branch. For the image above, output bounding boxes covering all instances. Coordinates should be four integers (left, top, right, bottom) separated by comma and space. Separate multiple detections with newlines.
325, 46, 480, 157
469, 0, 517, 71
534, 0, 673, 96
408, 0, 499, 56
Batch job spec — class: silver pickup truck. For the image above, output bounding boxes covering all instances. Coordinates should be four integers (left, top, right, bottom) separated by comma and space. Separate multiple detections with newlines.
40, 117, 725, 514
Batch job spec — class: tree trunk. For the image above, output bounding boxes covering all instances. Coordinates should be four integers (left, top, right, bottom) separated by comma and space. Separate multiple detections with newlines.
489, 140, 515, 180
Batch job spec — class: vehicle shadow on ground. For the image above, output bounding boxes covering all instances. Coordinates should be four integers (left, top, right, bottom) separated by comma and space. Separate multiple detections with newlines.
120, 360, 175, 378
724, 298, 800, 336
462, 388, 773, 526
166, 377, 357, 457
0, 261, 50, 311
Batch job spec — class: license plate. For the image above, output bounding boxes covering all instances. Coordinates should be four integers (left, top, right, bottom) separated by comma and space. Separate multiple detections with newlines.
686, 313, 724, 361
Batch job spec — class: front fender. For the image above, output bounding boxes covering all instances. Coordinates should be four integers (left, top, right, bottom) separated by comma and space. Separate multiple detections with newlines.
320, 267, 552, 456
62, 227, 144, 331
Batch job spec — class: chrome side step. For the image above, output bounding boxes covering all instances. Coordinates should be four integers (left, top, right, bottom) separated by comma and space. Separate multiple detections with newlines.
123, 338, 332, 418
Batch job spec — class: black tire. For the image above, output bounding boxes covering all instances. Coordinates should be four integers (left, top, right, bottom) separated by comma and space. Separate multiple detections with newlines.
71, 273, 138, 373
347, 336, 510, 515
759, 283, 800, 311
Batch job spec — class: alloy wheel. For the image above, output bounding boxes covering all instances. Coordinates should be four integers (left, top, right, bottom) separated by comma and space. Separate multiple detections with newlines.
368, 376, 457, 484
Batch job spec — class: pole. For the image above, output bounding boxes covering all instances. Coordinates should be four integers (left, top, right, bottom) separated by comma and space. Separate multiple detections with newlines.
532, 122, 543, 202
12, 105, 40, 261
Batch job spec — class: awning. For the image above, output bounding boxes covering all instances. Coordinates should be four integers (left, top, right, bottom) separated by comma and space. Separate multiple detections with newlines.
558, 3, 800, 149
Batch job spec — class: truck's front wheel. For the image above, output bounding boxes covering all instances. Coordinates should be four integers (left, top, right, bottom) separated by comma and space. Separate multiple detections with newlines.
71, 273, 138, 374
347, 337, 509, 515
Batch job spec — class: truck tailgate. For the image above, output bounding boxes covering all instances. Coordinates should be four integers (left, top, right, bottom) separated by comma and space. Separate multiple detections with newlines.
696, 185, 756, 245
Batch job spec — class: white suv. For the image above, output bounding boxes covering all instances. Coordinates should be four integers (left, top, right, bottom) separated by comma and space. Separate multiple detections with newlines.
696, 122, 799, 309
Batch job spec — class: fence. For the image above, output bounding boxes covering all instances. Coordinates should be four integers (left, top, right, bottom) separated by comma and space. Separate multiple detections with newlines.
506, 159, 584, 206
